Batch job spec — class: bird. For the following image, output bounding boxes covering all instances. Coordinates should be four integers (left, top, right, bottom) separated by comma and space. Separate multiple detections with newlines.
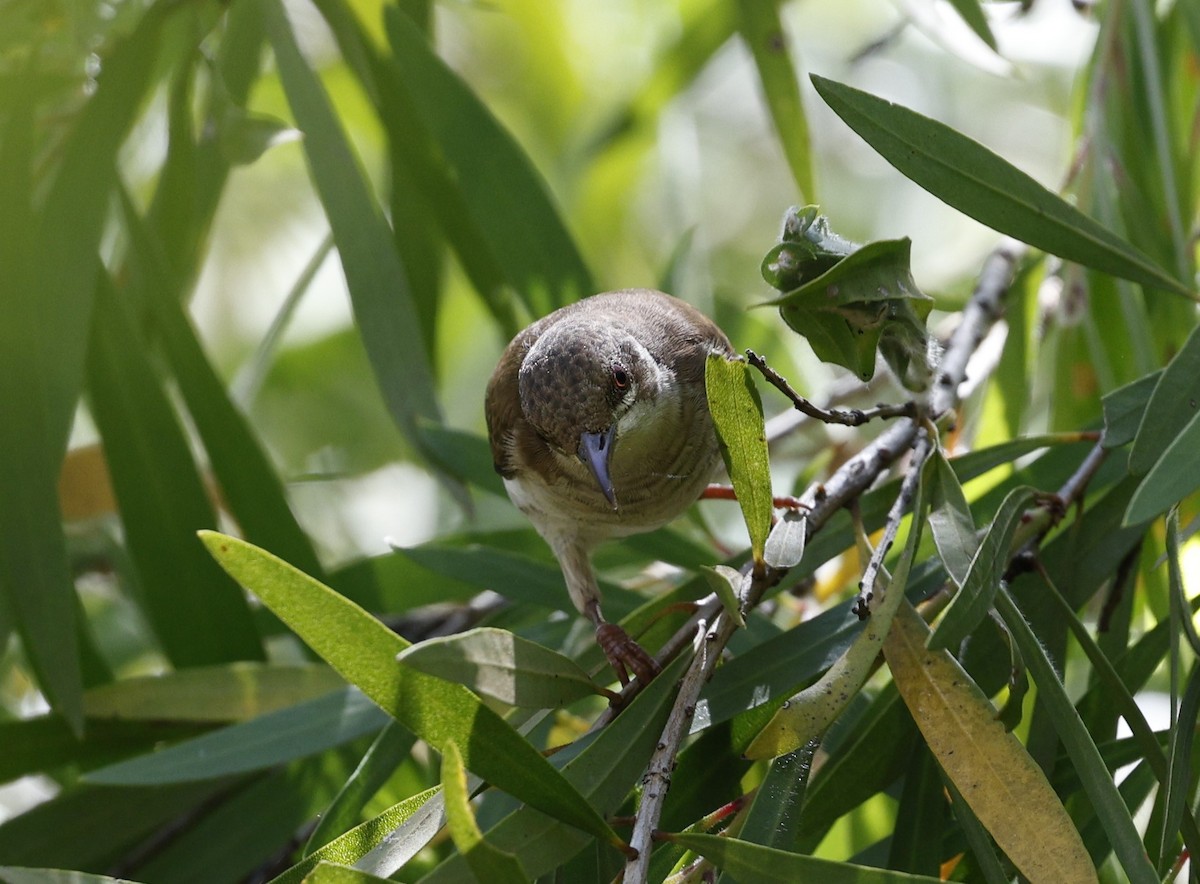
485, 289, 734, 686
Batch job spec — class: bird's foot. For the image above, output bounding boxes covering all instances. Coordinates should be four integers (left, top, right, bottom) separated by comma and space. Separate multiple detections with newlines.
595, 623, 661, 687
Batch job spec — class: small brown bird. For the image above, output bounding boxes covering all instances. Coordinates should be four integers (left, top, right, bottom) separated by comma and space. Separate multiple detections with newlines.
485, 289, 733, 685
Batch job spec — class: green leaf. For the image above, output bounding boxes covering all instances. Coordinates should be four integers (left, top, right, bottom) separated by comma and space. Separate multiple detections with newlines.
945, 0, 997, 50
442, 742, 530, 884
928, 486, 1037, 650
1124, 408, 1200, 524
198, 532, 623, 849
303, 864, 392, 884
809, 75, 1194, 300
305, 722, 416, 855
0, 3, 168, 735
83, 662, 344, 722
264, 0, 441, 453
885, 600, 1098, 884
272, 787, 441, 884
926, 449, 977, 588
117, 186, 326, 581
84, 687, 386, 785
761, 236, 934, 386
382, 8, 593, 317
745, 454, 926, 759
702, 566, 748, 628
397, 628, 605, 708
736, 0, 814, 200
994, 588, 1156, 883
1130, 324, 1200, 473
667, 832, 944, 883
1102, 370, 1161, 449
736, 742, 816, 852
87, 278, 265, 666
0, 868, 146, 884
706, 355, 772, 565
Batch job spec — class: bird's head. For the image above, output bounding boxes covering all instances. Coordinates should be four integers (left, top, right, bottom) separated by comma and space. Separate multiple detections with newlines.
517, 321, 661, 509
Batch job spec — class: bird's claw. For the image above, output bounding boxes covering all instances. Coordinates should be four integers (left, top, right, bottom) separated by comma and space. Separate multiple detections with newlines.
595, 623, 661, 687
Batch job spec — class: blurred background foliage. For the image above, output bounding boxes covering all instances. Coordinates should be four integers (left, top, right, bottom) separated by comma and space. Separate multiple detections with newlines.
0, 0, 1197, 880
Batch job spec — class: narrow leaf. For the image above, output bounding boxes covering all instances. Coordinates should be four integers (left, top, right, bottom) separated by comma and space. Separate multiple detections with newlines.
885, 600, 1097, 884
305, 722, 416, 855
442, 742, 529, 884
0, 3, 167, 734
87, 279, 264, 666
994, 589, 1155, 882
1124, 408, 1200, 524
736, 0, 814, 200
810, 75, 1194, 299
0, 869, 143, 884
1130, 323, 1200, 473
397, 627, 604, 708
83, 662, 344, 722
706, 355, 772, 565
926, 449, 977, 588
1102, 370, 1161, 450
383, 9, 593, 317
198, 532, 622, 848
668, 832, 944, 883
928, 485, 1036, 650
302, 863, 391, 884
272, 787, 442, 884
945, 0, 998, 50
264, 0, 441, 451
84, 687, 385, 785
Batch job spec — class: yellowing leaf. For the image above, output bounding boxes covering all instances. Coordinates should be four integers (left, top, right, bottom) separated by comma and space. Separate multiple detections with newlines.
884, 601, 1096, 884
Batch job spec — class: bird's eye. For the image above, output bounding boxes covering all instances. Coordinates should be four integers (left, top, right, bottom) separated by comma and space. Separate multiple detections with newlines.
611, 365, 630, 391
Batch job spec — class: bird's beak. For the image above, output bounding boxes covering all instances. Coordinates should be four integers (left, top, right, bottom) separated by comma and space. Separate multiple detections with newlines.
578, 426, 619, 510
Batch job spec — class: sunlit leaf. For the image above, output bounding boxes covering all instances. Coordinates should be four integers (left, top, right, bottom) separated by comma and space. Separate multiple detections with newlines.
706, 355, 772, 565
272, 787, 442, 884
442, 742, 529, 884
83, 663, 343, 722
1124, 409, 1200, 524
305, 722, 416, 855
199, 532, 622, 848
811, 75, 1194, 300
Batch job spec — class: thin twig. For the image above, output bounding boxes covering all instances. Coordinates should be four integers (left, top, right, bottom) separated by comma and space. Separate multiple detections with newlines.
747, 349, 918, 426
854, 430, 933, 618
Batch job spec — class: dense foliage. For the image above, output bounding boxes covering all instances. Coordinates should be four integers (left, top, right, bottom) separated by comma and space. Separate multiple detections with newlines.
0, 0, 1197, 882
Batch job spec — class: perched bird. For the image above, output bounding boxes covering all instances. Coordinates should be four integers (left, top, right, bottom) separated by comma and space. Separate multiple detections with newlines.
485, 289, 733, 685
